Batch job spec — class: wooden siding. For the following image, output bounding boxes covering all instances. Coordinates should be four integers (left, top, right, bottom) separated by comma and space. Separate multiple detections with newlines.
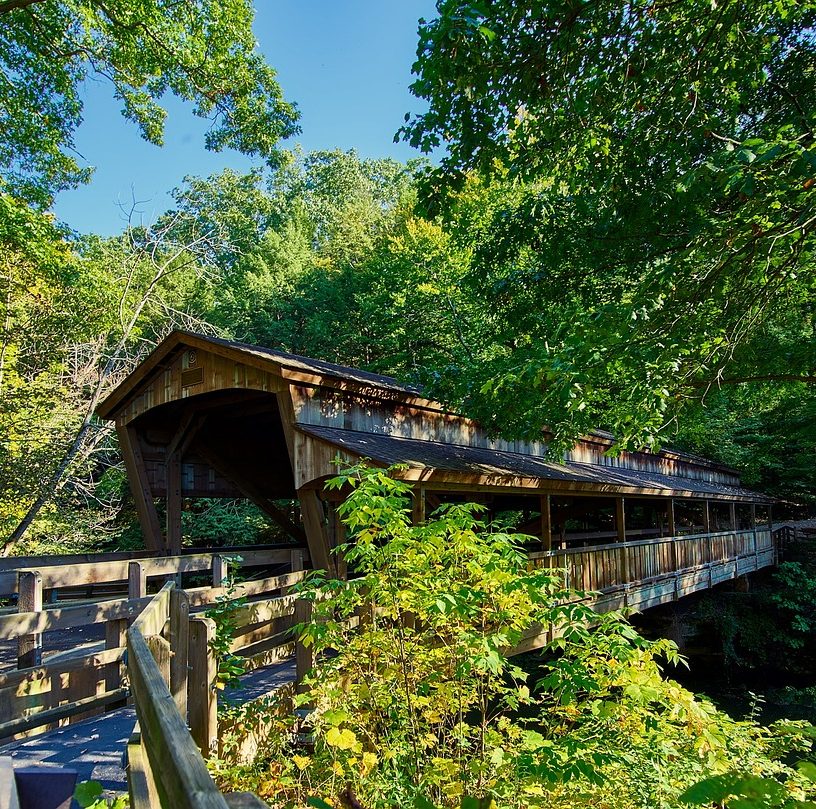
289, 383, 740, 487
117, 349, 284, 427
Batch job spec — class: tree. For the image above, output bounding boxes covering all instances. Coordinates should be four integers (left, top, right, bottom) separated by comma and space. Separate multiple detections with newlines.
0, 0, 300, 205
401, 0, 816, 449
0, 203, 224, 552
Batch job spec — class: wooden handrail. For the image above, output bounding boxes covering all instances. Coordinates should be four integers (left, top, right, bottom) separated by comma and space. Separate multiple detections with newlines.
126, 586, 230, 809
0, 546, 309, 597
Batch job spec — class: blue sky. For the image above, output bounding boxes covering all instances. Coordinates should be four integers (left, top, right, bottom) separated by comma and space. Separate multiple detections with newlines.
52, 1, 439, 235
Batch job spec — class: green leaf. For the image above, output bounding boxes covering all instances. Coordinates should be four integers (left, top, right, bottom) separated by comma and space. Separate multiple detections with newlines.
307, 799, 335, 809
798, 761, 816, 782
74, 781, 104, 808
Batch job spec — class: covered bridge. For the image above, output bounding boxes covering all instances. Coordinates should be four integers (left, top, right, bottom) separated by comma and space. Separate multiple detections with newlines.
98, 331, 776, 612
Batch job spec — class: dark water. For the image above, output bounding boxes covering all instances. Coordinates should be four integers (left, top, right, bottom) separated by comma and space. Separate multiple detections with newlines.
665, 656, 816, 726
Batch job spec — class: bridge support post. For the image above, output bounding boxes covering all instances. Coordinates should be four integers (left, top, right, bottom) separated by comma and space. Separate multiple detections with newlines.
212, 555, 228, 588
188, 616, 217, 757
169, 588, 189, 717
540, 495, 552, 563
17, 571, 42, 669
128, 561, 147, 600
412, 485, 426, 525
616, 498, 629, 585
294, 598, 314, 693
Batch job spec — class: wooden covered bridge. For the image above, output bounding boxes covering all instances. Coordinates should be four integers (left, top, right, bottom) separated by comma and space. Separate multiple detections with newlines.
0, 331, 778, 807
100, 330, 775, 612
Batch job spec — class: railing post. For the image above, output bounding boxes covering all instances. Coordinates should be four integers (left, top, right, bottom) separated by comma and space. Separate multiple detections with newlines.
290, 548, 304, 574
18, 571, 42, 669
105, 618, 128, 696
169, 588, 190, 717
615, 498, 629, 585
188, 616, 217, 757
707, 533, 714, 588
128, 561, 147, 599
212, 555, 228, 588
146, 635, 171, 687
294, 598, 313, 693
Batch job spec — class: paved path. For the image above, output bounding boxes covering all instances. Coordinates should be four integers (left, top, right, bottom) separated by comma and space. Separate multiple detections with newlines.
0, 658, 296, 795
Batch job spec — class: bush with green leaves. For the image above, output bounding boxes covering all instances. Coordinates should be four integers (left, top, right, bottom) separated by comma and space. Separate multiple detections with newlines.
210, 464, 814, 809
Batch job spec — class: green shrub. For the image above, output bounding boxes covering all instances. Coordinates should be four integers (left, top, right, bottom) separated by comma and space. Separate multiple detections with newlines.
210, 464, 814, 809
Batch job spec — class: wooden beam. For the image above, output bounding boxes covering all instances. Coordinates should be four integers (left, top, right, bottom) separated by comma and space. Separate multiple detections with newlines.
169, 588, 189, 718
615, 498, 626, 543
117, 424, 163, 551
299, 489, 336, 577
165, 412, 202, 460
667, 499, 676, 536
731, 502, 738, 530
412, 486, 426, 525
17, 571, 42, 669
188, 617, 218, 758
193, 443, 305, 543
166, 449, 182, 555
702, 500, 711, 534
326, 503, 348, 579
540, 494, 552, 551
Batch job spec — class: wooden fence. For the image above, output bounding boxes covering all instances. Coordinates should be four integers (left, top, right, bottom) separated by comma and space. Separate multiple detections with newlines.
0, 528, 780, 807
126, 582, 276, 808
0, 545, 307, 742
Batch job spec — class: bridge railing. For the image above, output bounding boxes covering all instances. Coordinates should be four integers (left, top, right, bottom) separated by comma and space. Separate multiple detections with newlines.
528, 528, 774, 601
0, 547, 307, 743
126, 580, 299, 807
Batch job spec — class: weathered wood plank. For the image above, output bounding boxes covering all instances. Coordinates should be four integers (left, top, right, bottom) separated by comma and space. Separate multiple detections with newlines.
17, 572, 42, 669
132, 582, 173, 638
127, 731, 160, 809
188, 617, 218, 758
231, 594, 297, 630
169, 588, 189, 718
0, 596, 152, 640
0, 688, 128, 739
127, 624, 228, 808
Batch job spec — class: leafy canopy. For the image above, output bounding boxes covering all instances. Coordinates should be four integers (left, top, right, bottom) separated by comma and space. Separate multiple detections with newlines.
0, 0, 300, 204
400, 0, 816, 448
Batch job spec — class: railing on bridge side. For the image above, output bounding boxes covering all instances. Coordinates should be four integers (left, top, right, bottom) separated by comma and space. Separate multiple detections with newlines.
0, 528, 779, 807
0, 546, 308, 743
528, 528, 775, 612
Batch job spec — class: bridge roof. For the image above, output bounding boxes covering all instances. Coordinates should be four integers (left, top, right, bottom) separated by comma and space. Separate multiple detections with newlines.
298, 424, 773, 502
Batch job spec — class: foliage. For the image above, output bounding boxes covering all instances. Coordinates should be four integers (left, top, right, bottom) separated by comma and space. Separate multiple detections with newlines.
73, 780, 128, 809
205, 556, 248, 689
694, 561, 816, 673
210, 464, 814, 809
399, 0, 816, 450
673, 383, 816, 503
0, 0, 299, 205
